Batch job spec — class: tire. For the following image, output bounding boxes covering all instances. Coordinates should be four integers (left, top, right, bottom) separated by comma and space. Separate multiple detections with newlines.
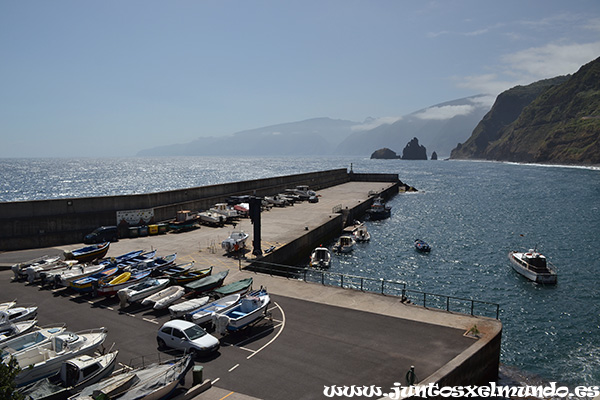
157, 338, 167, 350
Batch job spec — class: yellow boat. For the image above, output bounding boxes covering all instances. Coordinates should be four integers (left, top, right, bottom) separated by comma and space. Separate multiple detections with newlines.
109, 272, 131, 285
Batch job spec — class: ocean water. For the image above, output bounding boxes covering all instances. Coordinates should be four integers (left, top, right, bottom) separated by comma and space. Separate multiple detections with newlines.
1, 156, 599, 389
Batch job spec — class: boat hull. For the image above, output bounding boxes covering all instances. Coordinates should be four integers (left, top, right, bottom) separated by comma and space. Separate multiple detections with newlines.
508, 252, 557, 284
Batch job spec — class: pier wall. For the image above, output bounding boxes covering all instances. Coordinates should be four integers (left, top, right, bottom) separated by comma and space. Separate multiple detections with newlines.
0, 169, 399, 251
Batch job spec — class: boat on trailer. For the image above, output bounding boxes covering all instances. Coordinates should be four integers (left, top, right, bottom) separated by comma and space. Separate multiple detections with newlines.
213, 289, 270, 334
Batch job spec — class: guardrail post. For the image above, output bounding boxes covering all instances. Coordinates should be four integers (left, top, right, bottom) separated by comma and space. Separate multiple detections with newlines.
381, 279, 384, 294
360, 278, 363, 291
423, 292, 426, 308
321, 272, 324, 285
341, 274, 344, 288
471, 301, 474, 316
446, 296, 450, 312
496, 304, 500, 320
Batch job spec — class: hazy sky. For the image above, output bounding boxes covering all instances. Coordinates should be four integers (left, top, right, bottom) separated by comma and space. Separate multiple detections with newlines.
1, 1, 599, 157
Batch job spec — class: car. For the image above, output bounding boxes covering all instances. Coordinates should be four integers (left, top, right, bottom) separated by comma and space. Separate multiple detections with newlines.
157, 319, 220, 357
83, 226, 118, 244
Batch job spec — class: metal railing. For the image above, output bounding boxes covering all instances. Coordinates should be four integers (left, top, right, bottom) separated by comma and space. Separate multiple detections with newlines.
247, 261, 500, 320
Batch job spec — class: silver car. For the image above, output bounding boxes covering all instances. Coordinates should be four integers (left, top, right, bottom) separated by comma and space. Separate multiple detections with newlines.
157, 319, 220, 356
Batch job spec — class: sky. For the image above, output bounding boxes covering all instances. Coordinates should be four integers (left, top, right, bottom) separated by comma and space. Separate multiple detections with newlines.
1, 1, 599, 158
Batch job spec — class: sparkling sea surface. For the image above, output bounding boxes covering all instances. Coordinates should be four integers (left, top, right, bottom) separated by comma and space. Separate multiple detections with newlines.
1, 156, 599, 388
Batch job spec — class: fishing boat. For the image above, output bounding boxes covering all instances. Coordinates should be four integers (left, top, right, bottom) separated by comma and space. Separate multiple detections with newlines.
95, 270, 152, 297
213, 289, 270, 334
72, 354, 193, 400
210, 203, 239, 221
44, 263, 106, 288
69, 266, 120, 294
12, 328, 108, 387
212, 277, 253, 298
168, 266, 212, 285
309, 246, 331, 268
26, 260, 78, 284
184, 269, 229, 294
0, 306, 38, 325
168, 210, 201, 232
1, 324, 66, 360
221, 231, 249, 253
198, 211, 226, 227
0, 320, 38, 344
167, 296, 210, 319
187, 294, 241, 325
332, 235, 356, 253
508, 249, 557, 284
115, 250, 157, 270
141, 286, 185, 310
132, 253, 177, 274
158, 261, 194, 277
64, 242, 110, 263
117, 278, 170, 306
366, 197, 391, 220
12, 256, 62, 281
414, 239, 431, 253
18, 350, 119, 400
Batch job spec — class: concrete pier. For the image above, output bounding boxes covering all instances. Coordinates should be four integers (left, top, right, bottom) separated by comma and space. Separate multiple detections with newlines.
0, 173, 501, 400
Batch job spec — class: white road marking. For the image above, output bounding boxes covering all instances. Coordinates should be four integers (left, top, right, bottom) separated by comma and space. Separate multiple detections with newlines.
247, 302, 285, 359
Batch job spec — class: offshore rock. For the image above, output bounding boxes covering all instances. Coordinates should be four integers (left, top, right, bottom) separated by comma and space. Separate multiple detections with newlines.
402, 137, 427, 160
370, 148, 399, 159
431, 151, 438, 160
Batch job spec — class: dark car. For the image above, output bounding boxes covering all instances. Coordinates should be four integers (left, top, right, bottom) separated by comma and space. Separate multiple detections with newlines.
83, 226, 118, 244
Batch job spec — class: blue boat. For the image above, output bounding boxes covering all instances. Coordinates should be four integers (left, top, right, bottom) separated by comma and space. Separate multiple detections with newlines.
414, 239, 431, 253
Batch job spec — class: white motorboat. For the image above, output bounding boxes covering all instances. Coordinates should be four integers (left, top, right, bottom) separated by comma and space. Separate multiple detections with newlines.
168, 296, 210, 319
0, 320, 38, 344
0, 306, 38, 326
310, 246, 331, 269
210, 203, 239, 220
141, 285, 185, 310
221, 230, 249, 253
508, 249, 557, 284
199, 211, 226, 226
18, 350, 119, 400
73, 354, 193, 400
43, 263, 106, 288
188, 294, 241, 325
353, 224, 371, 242
0, 301, 17, 312
12, 328, 108, 387
26, 260, 77, 284
332, 235, 356, 253
1, 323, 66, 360
117, 278, 170, 306
213, 289, 270, 334
12, 255, 61, 281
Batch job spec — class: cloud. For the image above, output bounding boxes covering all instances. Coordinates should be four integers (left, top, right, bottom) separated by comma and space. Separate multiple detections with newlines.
351, 117, 402, 131
413, 105, 476, 120
456, 41, 600, 95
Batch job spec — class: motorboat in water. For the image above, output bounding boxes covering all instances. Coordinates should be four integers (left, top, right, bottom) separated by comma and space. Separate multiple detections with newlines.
332, 235, 356, 253
18, 350, 119, 400
221, 231, 249, 253
414, 239, 431, 253
366, 197, 391, 221
12, 328, 108, 387
508, 249, 557, 284
309, 246, 331, 269
213, 289, 270, 334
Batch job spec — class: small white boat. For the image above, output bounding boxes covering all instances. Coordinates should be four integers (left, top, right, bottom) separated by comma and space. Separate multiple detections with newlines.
310, 246, 331, 268
18, 350, 119, 400
0, 306, 38, 325
26, 260, 77, 284
221, 230, 249, 253
353, 224, 371, 242
12, 255, 61, 281
117, 278, 170, 306
0, 300, 17, 312
199, 211, 226, 226
188, 294, 241, 325
1, 324, 66, 360
508, 249, 557, 284
332, 235, 356, 253
0, 320, 38, 344
141, 286, 186, 310
12, 328, 108, 387
44, 263, 106, 287
168, 296, 210, 319
210, 203, 239, 220
73, 354, 193, 400
213, 289, 270, 334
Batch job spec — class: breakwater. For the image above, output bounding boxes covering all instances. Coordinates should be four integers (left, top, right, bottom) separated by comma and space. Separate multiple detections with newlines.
0, 169, 402, 251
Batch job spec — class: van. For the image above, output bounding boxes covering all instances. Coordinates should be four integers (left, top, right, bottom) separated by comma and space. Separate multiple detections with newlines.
83, 226, 118, 244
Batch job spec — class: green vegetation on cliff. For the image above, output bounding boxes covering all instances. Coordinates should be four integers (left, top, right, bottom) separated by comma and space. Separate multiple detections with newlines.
451, 57, 600, 164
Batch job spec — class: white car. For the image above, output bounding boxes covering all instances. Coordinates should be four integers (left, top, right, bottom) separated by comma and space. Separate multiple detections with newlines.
157, 319, 220, 356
